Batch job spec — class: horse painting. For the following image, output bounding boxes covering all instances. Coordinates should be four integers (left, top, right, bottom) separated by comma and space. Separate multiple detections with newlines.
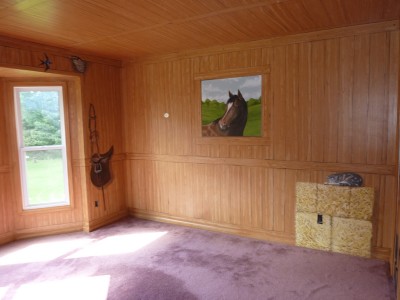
202, 90, 248, 137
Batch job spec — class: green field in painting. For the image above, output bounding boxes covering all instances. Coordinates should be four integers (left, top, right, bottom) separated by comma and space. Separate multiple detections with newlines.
26, 158, 65, 204
201, 100, 226, 125
201, 99, 261, 136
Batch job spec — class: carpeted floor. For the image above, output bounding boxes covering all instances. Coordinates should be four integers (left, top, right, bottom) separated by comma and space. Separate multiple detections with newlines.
0, 217, 395, 299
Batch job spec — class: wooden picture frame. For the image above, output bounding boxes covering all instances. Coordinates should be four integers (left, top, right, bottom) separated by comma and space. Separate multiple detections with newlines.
195, 66, 271, 145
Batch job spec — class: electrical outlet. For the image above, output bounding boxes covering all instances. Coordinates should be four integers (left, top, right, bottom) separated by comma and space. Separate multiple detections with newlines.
95, 200, 99, 207
317, 214, 323, 224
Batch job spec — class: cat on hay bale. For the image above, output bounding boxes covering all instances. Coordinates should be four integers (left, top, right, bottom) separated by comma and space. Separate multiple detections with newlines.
325, 173, 363, 187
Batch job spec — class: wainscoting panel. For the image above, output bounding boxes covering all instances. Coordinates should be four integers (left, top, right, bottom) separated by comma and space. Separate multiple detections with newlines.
126, 157, 396, 262
123, 23, 399, 267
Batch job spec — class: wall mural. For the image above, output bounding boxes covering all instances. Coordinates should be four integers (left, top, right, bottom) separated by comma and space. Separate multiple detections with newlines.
201, 75, 262, 137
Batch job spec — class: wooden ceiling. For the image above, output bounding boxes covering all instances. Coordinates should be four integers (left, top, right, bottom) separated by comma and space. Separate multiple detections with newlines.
0, 0, 398, 60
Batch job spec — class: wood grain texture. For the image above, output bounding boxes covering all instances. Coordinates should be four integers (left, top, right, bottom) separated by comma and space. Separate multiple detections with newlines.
0, 38, 126, 241
3, 79, 84, 236
123, 24, 399, 266
0, 0, 397, 59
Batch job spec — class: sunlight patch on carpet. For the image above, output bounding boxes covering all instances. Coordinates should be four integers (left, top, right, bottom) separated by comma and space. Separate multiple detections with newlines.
13, 275, 110, 300
0, 238, 94, 266
0, 286, 9, 299
66, 231, 168, 258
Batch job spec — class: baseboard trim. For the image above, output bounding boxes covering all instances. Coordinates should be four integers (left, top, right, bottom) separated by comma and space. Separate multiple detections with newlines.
84, 209, 129, 232
15, 222, 83, 240
130, 209, 392, 265
372, 246, 392, 265
0, 232, 15, 245
129, 208, 295, 245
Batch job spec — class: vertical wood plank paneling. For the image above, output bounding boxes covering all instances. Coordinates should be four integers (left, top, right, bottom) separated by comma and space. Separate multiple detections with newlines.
262, 168, 274, 230
129, 64, 145, 154
263, 47, 274, 161
298, 42, 312, 161
337, 36, 354, 163
0, 78, 12, 237
158, 161, 168, 213
144, 161, 153, 212
125, 161, 134, 209
155, 63, 169, 155
208, 164, 220, 223
382, 175, 396, 249
240, 166, 252, 227
0, 174, 12, 235
173, 163, 184, 217
144, 160, 155, 212
229, 165, 241, 225
351, 34, 370, 164
200, 163, 212, 220
218, 164, 230, 224
272, 169, 286, 232
0, 80, 8, 167
153, 161, 163, 213
285, 43, 299, 161
166, 162, 177, 216
250, 167, 263, 228
386, 31, 399, 165
124, 26, 398, 266
0, 23, 345, 269
272, 46, 286, 160
296, 170, 312, 184
182, 59, 195, 156
131, 160, 144, 210
181, 163, 194, 220
367, 32, 389, 165
284, 169, 296, 235
0, 22, 396, 267
192, 163, 202, 220
143, 64, 156, 154
310, 40, 326, 162
81, 60, 126, 226
324, 39, 340, 163
191, 163, 200, 220
142, 64, 156, 155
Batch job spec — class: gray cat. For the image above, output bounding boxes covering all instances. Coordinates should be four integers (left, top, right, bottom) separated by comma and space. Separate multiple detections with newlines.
325, 173, 363, 187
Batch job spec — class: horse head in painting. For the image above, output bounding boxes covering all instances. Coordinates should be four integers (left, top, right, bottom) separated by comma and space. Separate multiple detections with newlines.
202, 90, 248, 137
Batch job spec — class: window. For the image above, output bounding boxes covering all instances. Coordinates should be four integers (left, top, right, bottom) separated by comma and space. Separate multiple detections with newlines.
14, 85, 70, 210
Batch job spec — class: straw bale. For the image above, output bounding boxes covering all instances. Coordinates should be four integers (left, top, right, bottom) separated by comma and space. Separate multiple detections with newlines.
331, 217, 372, 258
296, 182, 317, 213
296, 212, 331, 251
317, 184, 350, 217
349, 187, 374, 220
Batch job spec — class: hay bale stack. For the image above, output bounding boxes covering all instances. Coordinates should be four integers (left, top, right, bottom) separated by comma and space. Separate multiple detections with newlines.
296, 182, 317, 213
296, 212, 331, 251
317, 184, 350, 217
349, 187, 374, 220
331, 217, 372, 257
295, 182, 374, 258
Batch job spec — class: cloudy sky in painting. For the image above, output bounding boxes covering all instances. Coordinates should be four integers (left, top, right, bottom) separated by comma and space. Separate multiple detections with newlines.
201, 75, 261, 103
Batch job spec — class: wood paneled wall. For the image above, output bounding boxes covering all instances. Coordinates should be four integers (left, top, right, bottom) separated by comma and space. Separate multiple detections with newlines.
123, 22, 399, 265
0, 38, 127, 243
0, 79, 14, 243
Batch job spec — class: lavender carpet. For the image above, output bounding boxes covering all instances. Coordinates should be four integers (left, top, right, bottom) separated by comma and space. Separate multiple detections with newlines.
0, 217, 395, 299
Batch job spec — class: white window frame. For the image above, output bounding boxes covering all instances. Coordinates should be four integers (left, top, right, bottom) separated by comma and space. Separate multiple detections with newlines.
14, 85, 70, 210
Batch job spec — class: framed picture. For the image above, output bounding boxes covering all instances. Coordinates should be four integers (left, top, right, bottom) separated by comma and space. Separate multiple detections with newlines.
201, 75, 262, 137
195, 67, 270, 145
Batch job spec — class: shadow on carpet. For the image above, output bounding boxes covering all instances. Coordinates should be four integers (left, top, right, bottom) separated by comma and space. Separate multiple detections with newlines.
0, 217, 395, 300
